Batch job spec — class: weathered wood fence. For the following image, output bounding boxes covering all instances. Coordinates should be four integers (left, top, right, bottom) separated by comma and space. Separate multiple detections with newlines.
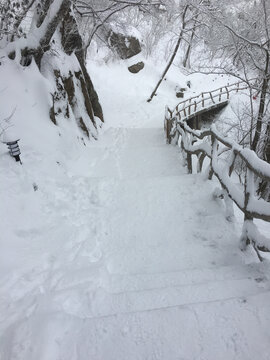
165, 80, 270, 260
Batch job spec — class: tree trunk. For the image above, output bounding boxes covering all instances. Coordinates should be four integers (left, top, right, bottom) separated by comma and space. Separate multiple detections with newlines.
76, 50, 104, 122
182, 14, 198, 68
18, 0, 71, 67
147, 5, 189, 103
16, 1, 103, 139
251, 51, 269, 152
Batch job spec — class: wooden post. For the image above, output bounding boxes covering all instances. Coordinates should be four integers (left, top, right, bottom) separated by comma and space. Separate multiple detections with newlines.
164, 106, 173, 144
244, 168, 254, 221
239, 168, 256, 252
195, 115, 199, 129
187, 152, 192, 173
225, 86, 229, 99
219, 88, 222, 102
183, 107, 187, 118
208, 135, 217, 180
202, 93, 204, 107
197, 153, 206, 173
164, 106, 168, 140
166, 118, 172, 144
209, 91, 215, 104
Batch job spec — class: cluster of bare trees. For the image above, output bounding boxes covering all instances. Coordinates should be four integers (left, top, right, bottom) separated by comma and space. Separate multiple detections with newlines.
144, 0, 270, 197
194, 1, 270, 152
194, 0, 270, 198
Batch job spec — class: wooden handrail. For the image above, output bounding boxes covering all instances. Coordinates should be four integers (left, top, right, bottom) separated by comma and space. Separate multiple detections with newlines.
172, 78, 257, 114
164, 80, 270, 259
173, 84, 256, 120
164, 115, 270, 257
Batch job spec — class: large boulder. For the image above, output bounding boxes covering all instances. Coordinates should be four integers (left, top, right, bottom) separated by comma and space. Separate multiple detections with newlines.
108, 31, 141, 59
128, 61, 144, 74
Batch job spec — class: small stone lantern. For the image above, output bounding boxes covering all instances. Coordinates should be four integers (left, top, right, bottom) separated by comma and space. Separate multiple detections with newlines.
2, 127, 22, 163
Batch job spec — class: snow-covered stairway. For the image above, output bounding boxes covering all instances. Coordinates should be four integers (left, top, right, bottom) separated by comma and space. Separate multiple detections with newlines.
56, 128, 270, 359
1, 128, 270, 360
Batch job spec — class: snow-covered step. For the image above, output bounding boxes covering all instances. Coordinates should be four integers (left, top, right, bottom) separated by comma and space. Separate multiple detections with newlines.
53, 290, 270, 360
54, 262, 268, 295
103, 262, 269, 294
57, 275, 270, 320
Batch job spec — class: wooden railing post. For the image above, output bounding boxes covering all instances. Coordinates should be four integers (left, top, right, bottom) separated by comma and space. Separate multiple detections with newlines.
165, 106, 173, 144
240, 167, 258, 254
219, 88, 222, 102
167, 99, 270, 257
209, 91, 215, 104
197, 153, 206, 173
187, 152, 192, 173
183, 108, 187, 118
225, 86, 229, 99
244, 168, 254, 222
202, 93, 204, 107
208, 135, 217, 180
164, 106, 169, 143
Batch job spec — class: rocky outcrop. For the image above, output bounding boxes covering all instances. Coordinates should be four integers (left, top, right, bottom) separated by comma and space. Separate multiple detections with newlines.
48, 10, 104, 138
175, 86, 187, 98
108, 31, 141, 59
128, 61, 144, 74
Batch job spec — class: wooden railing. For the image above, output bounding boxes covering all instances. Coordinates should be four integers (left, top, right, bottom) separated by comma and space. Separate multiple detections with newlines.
165, 82, 270, 260
166, 79, 257, 125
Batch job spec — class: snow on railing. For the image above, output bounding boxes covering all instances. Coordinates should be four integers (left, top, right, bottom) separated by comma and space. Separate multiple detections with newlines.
169, 79, 257, 123
164, 83, 270, 260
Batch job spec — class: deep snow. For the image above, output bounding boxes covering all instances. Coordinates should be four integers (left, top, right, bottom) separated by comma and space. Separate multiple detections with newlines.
1, 56, 270, 360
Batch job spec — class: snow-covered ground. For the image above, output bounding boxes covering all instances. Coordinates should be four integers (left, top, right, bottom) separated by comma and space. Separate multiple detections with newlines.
1, 57, 270, 359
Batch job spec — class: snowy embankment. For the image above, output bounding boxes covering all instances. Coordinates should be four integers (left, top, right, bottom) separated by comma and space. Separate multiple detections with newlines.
1, 57, 270, 359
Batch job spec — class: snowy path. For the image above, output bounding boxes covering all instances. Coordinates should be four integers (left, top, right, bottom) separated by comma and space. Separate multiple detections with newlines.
1, 127, 270, 360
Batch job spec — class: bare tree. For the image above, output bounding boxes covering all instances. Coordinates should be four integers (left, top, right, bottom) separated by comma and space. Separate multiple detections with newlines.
147, 4, 190, 102
189, 0, 270, 153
